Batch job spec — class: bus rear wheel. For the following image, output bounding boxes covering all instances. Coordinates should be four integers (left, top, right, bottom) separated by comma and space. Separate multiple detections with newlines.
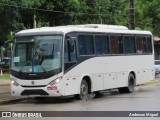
118, 73, 135, 93
75, 79, 89, 101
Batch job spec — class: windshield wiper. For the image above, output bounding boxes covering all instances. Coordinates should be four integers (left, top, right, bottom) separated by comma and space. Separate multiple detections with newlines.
32, 46, 47, 73
40, 65, 47, 73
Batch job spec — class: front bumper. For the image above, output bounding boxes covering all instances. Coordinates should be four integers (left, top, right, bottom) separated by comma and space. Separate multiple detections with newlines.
11, 84, 64, 97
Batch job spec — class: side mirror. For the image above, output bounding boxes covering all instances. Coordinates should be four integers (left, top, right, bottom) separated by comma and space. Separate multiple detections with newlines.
4, 39, 14, 48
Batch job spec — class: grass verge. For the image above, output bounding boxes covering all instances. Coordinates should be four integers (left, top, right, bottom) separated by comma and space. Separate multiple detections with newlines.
0, 73, 10, 79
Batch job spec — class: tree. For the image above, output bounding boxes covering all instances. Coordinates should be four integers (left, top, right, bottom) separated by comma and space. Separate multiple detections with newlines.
0, 0, 44, 45
0, 0, 160, 41
135, 0, 160, 35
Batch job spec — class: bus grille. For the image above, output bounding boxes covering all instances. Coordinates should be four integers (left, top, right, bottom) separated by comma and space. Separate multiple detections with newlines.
21, 85, 47, 88
21, 89, 49, 96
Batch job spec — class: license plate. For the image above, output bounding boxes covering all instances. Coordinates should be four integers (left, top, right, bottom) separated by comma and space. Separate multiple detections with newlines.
47, 86, 57, 90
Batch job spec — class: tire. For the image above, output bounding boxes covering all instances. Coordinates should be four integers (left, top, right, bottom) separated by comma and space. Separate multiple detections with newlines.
75, 79, 89, 100
118, 73, 135, 93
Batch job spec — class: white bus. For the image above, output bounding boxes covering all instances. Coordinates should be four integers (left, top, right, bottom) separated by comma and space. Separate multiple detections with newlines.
10, 24, 155, 100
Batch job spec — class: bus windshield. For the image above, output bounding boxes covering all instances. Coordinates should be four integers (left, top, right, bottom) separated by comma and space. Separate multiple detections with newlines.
11, 35, 63, 73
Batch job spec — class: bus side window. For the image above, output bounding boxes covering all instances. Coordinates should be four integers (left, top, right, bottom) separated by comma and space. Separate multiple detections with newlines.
146, 36, 152, 53
136, 36, 147, 54
110, 35, 123, 54
123, 36, 136, 54
95, 35, 109, 55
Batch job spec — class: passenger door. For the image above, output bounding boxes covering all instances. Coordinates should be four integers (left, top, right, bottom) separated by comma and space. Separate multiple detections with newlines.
64, 37, 77, 71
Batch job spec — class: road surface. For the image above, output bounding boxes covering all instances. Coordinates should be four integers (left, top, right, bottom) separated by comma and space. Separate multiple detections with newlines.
0, 78, 160, 120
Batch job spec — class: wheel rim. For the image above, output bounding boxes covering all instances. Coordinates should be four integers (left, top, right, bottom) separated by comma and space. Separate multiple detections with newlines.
80, 82, 88, 100
129, 77, 135, 92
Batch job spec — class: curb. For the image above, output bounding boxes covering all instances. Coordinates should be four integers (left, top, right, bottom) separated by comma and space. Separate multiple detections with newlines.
0, 97, 31, 105
143, 80, 159, 85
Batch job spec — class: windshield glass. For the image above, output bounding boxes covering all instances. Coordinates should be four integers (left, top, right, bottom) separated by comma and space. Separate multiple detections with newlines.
11, 35, 63, 73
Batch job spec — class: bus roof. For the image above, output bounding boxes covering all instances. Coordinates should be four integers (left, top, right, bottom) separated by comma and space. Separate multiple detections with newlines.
16, 24, 152, 36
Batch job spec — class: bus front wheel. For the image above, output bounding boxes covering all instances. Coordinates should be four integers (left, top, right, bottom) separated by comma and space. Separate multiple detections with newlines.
118, 73, 135, 93
75, 79, 89, 101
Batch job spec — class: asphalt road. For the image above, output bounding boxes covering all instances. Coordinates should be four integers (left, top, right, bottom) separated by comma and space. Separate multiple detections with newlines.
0, 85, 10, 94
0, 78, 160, 120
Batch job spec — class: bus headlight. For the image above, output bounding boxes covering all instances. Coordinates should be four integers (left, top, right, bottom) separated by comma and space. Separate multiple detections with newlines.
11, 77, 20, 87
49, 77, 62, 85
11, 80, 20, 87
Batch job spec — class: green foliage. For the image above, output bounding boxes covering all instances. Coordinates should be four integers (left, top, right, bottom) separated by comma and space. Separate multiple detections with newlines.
0, 73, 10, 79
0, 0, 43, 42
0, 0, 160, 42
135, 0, 160, 35
6, 33, 14, 40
